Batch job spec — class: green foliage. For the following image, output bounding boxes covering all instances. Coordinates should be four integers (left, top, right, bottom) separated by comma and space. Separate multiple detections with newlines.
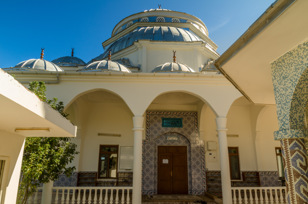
28, 81, 46, 102
17, 82, 78, 204
28, 81, 68, 118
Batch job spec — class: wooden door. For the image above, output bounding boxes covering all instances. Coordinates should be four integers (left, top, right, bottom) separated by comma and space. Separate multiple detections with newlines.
157, 146, 188, 194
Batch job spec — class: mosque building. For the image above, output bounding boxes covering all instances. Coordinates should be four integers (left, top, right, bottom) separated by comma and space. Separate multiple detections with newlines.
3, 2, 305, 203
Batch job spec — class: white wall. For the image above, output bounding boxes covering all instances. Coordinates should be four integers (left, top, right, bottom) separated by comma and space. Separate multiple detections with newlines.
145, 45, 210, 73
200, 105, 220, 170
77, 101, 134, 171
255, 106, 280, 171
227, 101, 258, 170
201, 98, 279, 172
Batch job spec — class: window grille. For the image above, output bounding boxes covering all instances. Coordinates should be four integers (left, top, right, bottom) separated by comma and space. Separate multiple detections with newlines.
172, 18, 180, 23
156, 17, 165, 23
127, 21, 133, 27
140, 17, 149, 22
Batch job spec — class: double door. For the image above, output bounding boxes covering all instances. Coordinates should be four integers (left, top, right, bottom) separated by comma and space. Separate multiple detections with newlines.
157, 146, 188, 194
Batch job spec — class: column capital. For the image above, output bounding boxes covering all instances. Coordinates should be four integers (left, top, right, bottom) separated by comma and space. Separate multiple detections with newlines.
216, 116, 227, 131
133, 115, 144, 129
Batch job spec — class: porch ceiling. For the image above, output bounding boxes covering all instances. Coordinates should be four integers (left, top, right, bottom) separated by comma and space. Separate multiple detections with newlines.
0, 70, 76, 137
215, 0, 308, 105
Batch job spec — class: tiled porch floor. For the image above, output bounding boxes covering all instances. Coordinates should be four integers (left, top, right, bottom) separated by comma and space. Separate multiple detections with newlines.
142, 194, 220, 204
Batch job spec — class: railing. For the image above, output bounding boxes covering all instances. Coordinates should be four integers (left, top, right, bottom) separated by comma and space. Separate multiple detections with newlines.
231, 187, 287, 204
28, 186, 133, 204
27, 187, 42, 204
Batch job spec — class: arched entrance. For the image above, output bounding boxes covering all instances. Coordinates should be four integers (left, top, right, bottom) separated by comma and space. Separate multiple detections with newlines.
156, 133, 190, 194
142, 92, 206, 195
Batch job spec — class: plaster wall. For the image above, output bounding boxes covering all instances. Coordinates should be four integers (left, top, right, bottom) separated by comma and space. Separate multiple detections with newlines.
201, 102, 259, 171
227, 103, 257, 170
116, 50, 140, 69
145, 46, 210, 73
255, 106, 280, 171
148, 104, 199, 112
200, 106, 219, 170
0, 131, 25, 204
78, 102, 133, 171
201, 101, 279, 172
108, 42, 215, 73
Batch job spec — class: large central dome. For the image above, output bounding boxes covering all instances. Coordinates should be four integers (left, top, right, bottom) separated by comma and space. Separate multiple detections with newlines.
92, 26, 203, 62
89, 8, 216, 64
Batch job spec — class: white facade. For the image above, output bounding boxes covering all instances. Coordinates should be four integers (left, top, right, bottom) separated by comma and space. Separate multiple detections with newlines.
3, 8, 284, 204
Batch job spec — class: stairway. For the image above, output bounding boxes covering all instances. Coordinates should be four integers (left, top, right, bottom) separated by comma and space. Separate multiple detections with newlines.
142, 194, 220, 204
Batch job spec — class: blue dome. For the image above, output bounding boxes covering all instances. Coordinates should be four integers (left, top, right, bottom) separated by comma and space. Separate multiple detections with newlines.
78, 60, 131, 73
152, 62, 195, 73
91, 26, 203, 62
52, 56, 86, 67
4, 59, 63, 72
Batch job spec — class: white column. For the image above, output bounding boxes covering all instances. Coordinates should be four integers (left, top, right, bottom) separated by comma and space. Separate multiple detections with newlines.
132, 116, 144, 204
41, 181, 53, 204
216, 116, 232, 204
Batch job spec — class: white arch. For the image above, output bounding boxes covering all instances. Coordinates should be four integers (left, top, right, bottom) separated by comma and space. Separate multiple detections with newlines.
64, 88, 133, 115
47, 80, 241, 118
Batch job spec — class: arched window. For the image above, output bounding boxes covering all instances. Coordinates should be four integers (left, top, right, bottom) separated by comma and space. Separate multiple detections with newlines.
156, 16, 165, 22
127, 21, 133, 27
140, 17, 149, 22
172, 18, 180, 23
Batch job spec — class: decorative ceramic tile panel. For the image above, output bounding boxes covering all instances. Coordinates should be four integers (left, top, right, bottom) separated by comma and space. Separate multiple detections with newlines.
143, 111, 205, 195
53, 172, 78, 187
259, 171, 282, 187
271, 41, 308, 140
281, 138, 308, 203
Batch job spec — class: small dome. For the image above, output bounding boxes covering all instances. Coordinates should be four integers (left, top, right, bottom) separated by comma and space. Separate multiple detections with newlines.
52, 56, 86, 67
152, 62, 195, 73
12, 59, 63, 72
78, 60, 131, 73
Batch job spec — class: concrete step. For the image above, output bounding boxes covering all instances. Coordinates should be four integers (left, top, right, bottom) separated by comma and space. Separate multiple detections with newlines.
142, 195, 219, 204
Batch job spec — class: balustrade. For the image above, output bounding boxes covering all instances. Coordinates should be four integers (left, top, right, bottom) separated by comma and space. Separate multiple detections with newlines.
231, 187, 287, 204
28, 186, 133, 204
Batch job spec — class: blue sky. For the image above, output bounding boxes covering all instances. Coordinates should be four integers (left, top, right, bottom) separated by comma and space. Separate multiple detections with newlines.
0, 0, 274, 68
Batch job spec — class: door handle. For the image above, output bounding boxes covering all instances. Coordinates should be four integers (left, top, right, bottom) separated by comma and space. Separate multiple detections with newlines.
170, 171, 172, 177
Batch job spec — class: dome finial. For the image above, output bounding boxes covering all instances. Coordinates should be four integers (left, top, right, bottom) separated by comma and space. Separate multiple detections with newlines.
173, 50, 176, 63
108, 50, 111, 60
158, 4, 161, 9
40, 48, 45, 59
71, 48, 74, 57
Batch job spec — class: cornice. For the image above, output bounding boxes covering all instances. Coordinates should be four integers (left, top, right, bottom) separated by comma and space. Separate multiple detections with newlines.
102, 22, 217, 50
9, 71, 231, 86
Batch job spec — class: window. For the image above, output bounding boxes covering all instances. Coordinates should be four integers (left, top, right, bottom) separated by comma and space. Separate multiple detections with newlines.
0, 159, 6, 202
98, 145, 118, 178
0, 160, 5, 187
127, 21, 133, 27
172, 18, 180, 23
140, 17, 149, 22
228, 147, 241, 180
275, 147, 284, 179
156, 17, 165, 23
